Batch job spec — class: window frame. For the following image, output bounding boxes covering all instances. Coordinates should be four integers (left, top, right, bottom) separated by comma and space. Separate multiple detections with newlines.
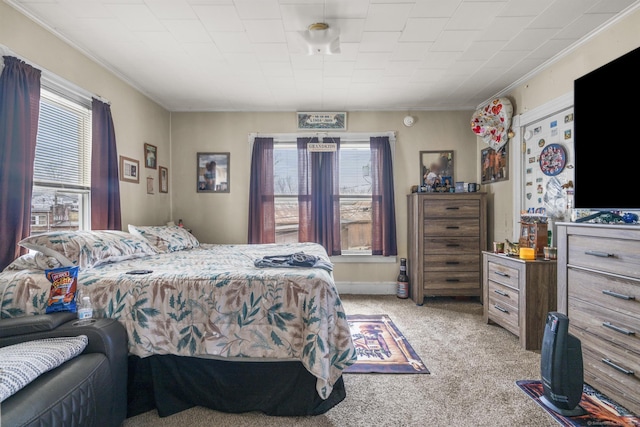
253, 131, 396, 261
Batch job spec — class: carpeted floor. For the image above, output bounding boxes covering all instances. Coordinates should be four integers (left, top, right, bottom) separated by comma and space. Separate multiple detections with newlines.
122, 295, 559, 427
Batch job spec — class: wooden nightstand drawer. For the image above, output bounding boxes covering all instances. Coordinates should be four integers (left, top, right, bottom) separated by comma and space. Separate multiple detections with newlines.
487, 294, 519, 335
424, 271, 481, 292
487, 280, 519, 308
424, 218, 479, 237
568, 235, 640, 279
486, 260, 520, 289
423, 199, 479, 217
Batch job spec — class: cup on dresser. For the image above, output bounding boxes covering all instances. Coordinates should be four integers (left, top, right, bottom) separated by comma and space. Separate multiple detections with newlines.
543, 246, 557, 260
468, 183, 480, 192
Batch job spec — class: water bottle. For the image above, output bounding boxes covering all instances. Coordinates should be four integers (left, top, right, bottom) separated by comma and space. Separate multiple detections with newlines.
77, 296, 93, 324
397, 258, 409, 299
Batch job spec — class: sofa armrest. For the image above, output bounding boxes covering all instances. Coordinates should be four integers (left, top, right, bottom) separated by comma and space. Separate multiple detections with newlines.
0, 312, 77, 340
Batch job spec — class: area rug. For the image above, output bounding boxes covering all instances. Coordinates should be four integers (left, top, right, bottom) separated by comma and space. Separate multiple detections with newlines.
517, 380, 640, 427
343, 314, 429, 374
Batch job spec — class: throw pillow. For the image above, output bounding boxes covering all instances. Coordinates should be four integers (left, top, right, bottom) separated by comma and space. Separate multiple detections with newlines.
128, 225, 200, 253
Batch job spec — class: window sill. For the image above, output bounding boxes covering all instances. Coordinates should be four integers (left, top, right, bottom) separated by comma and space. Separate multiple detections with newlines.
330, 255, 397, 264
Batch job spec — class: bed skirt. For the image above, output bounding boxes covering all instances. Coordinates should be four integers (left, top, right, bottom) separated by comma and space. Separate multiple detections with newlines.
127, 355, 347, 418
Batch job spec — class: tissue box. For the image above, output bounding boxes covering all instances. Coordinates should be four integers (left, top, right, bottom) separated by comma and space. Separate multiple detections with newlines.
519, 247, 536, 260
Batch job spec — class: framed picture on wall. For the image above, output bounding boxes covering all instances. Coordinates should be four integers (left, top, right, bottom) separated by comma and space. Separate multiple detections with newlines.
197, 152, 230, 193
481, 142, 509, 184
159, 166, 168, 193
144, 143, 157, 169
419, 150, 454, 187
119, 156, 139, 183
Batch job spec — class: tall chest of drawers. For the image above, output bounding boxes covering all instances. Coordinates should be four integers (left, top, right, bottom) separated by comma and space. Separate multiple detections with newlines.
557, 222, 640, 415
407, 193, 487, 305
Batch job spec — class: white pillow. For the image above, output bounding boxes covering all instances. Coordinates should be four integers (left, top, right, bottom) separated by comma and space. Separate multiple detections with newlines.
19, 230, 158, 269
128, 225, 200, 253
0, 335, 88, 402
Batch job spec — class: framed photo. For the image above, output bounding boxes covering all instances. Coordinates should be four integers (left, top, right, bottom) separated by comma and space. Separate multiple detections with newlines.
144, 143, 157, 169
481, 142, 509, 184
119, 156, 139, 183
420, 151, 454, 187
197, 152, 230, 193
146, 177, 154, 194
159, 166, 168, 193
297, 112, 347, 131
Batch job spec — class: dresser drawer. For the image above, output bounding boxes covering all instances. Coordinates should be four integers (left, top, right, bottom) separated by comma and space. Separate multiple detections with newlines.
424, 236, 479, 253
568, 297, 640, 354
487, 293, 519, 335
573, 330, 640, 414
568, 235, 640, 279
487, 280, 519, 308
423, 199, 479, 218
424, 253, 480, 271
568, 268, 640, 321
424, 219, 479, 236
486, 260, 520, 290
423, 271, 480, 291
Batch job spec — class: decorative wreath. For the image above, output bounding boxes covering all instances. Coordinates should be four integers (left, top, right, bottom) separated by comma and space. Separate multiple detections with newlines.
470, 98, 513, 150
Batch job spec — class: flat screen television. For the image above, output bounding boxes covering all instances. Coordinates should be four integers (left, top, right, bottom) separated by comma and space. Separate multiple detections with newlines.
540, 312, 586, 416
573, 46, 640, 212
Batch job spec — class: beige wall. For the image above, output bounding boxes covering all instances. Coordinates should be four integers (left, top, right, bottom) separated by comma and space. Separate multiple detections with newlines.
483, 7, 640, 245
4, 1, 639, 286
170, 110, 477, 284
0, 2, 171, 229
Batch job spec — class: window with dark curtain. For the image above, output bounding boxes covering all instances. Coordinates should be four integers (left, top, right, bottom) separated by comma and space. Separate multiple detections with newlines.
0, 56, 41, 271
248, 135, 396, 257
370, 136, 397, 256
248, 137, 275, 243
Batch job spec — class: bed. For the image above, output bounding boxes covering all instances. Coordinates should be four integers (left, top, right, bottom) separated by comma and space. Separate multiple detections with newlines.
0, 226, 357, 417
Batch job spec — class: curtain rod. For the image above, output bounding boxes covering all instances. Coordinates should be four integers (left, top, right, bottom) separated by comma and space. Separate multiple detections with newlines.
248, 131, 396, 143
0, 43, 110, 105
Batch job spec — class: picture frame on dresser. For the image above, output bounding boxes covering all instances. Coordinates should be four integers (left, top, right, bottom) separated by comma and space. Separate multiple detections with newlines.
420, 151, 453, 187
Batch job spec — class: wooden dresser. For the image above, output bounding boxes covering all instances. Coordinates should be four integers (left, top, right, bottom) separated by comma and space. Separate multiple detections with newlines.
483, 252, 557, 350
557, 222, 640, 415
407, 193, 487, 305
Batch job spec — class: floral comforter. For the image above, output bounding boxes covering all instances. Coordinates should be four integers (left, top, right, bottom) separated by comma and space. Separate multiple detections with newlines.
0, 242, 356, 399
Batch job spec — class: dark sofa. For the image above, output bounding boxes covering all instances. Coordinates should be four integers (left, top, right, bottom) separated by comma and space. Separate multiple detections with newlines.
0, 312, 128, 427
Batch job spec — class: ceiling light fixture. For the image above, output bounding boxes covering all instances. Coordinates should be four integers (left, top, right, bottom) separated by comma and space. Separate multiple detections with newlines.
299, 23, 341, 55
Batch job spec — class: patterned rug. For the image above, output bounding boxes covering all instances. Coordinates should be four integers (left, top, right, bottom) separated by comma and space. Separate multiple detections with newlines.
343, 314, 429, 374
517, 380, 640, 427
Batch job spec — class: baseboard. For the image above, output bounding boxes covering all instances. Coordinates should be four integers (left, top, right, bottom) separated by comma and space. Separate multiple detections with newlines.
335, 282, 396, 295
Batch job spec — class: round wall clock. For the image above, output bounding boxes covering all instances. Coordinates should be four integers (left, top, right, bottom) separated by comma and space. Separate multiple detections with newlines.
539, 143, 567, 176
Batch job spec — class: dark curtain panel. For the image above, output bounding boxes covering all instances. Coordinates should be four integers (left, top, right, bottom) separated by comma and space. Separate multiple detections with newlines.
312, 138, 341, 255
370, 136, 397, 256
297, 137, 315, 243
248, 137, 275, 243
0, 56, 41, 271
91, 98, 122, 230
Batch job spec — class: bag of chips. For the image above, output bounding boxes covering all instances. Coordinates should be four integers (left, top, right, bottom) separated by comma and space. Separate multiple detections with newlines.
45, 266, 79, 314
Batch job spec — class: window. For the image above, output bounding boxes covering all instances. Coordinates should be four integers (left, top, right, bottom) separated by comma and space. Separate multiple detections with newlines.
31, 89, 91, 234
271, 134, 393, 255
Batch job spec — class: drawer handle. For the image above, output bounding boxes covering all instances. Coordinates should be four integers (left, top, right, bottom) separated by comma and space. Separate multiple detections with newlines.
445, 261, 460, 265
601, 358, 635, 375
445, 278, 460, 282
445, 207, 460, 210
494, 305, 509, 313
446, 244, 460, 247
602, 290, 635, 300
494, 271, 510, 278
584, 250, 614, 258
494, 289, 508, 297
602, 322, 635, 336
446, 226, 459, 229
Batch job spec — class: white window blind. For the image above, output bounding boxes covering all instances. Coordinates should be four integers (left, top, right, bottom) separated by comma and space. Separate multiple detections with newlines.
33, 90, 91, 189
